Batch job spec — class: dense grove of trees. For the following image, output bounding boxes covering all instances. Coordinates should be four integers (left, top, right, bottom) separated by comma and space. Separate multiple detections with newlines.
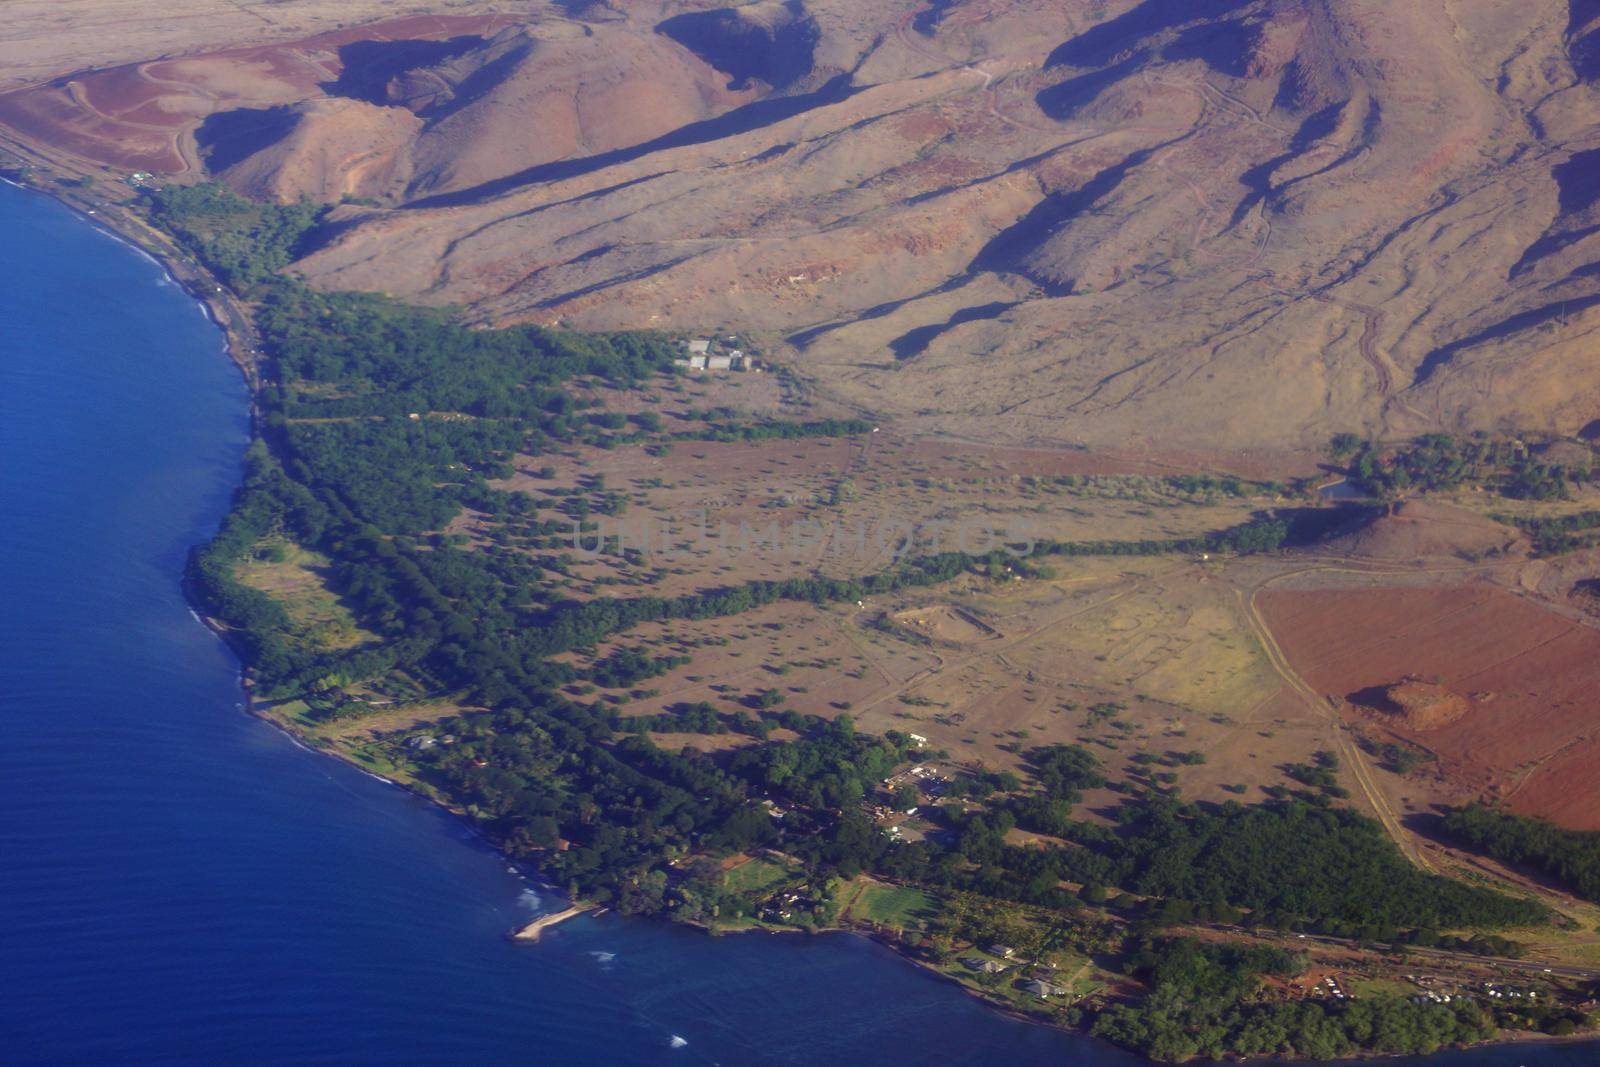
164, 189, 1567, 1061
1337, 432, 1594, 502
1009, 743, 1106, 837
1441, 805, 1600, 902
256, 283, 682, 421
285, 417, 523, 535
186, 441, 324, 685
875, 785, 1544, 937
1091, 799, 1544, 935
1504, 509, 1600, 555
585, 647, 690, 688
1092, 937, 1498, 1060
147, 183, 325, 291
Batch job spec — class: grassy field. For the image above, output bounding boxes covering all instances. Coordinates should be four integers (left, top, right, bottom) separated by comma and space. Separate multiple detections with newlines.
234, 539, 375, 651
847, 881, 939, 929
723, 857, 794, 895
254, 698, 431, 786
1350, 977, 1413, 999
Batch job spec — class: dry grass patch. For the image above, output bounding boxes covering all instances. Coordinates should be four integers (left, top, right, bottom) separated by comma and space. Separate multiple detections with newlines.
233, 539, 376, 651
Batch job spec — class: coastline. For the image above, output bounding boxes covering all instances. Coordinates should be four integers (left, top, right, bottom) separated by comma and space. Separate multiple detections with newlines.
0, 135, 262, 391
5, 148, 1598, 1067
0, 141, 587, 909
0, 163, 1131, 1049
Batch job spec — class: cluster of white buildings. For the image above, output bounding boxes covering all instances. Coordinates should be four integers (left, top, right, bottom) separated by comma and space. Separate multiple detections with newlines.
1312, 975, 1350, 1001
673, 335, 756, 372
1402, 974, 1538, 1006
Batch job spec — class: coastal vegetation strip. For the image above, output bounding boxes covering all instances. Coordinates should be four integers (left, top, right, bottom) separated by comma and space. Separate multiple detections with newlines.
142, 182, 1600, 1061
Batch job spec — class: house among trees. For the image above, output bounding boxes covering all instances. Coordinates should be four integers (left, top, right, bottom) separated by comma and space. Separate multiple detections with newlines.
962, 957, 1009, 975
1022, 978, 1067, 998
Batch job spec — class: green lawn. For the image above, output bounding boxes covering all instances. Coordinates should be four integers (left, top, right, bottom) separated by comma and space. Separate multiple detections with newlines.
850, 882, 939, 928
1350, 977, 1413, 999
723, 858, 792, 895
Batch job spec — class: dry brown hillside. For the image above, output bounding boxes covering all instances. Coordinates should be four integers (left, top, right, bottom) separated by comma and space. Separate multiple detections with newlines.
5, 0, 1600, 454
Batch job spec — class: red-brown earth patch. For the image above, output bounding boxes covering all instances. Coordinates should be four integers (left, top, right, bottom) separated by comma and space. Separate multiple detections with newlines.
0, 13, 515, 174
1258, 584, 1600, 829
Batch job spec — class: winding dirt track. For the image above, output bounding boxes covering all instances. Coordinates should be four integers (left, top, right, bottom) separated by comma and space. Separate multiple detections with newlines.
891, 10, 1064, 135
1234, 579, 1433, 871
1257, 278, 1393, 397
1310, 292, 1392, 396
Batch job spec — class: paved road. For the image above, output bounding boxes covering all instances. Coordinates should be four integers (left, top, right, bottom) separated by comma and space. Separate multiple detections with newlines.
1218, 925, 1599, 982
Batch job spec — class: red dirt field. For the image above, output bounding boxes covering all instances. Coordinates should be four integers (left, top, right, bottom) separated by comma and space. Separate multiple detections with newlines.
1258, 584, 1600, 829
0, 13, 516, 174
0, 85, 189, 172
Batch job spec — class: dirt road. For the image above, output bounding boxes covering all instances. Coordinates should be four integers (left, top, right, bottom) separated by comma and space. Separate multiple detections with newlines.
1233, 581, 1434, 871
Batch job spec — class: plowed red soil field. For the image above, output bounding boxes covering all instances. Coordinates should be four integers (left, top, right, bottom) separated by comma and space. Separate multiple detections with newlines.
1258, 584, 1600, 829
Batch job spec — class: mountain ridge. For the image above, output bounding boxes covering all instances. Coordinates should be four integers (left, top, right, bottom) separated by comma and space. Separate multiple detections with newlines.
4, 0, 1599, 453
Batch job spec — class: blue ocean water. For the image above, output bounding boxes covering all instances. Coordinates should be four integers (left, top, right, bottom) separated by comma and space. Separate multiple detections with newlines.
0, 178, 1593, 1067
